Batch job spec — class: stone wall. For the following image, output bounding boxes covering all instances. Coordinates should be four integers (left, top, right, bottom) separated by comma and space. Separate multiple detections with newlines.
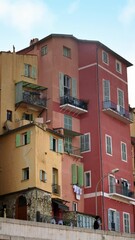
0, 218, 135, 240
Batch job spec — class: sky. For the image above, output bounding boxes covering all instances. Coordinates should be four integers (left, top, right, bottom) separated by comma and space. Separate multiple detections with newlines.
0, 0, 135, 107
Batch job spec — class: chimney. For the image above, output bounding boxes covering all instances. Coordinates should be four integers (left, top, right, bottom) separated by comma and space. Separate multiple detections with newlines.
30, 38, 39, 46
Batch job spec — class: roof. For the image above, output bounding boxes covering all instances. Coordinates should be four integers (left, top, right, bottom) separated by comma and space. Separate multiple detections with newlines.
17, 33, 133, 67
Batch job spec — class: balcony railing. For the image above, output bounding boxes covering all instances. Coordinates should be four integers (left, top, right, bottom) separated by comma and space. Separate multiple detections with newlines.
109, 184, 135, 199
102, 101, 133, 124
64, 145, 82, 157
60, 96, 88, 114
52, 184, 60, 195
23, 91, 46, 108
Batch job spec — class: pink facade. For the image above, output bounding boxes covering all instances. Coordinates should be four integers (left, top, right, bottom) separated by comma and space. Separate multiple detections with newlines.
18, 34, 135, 233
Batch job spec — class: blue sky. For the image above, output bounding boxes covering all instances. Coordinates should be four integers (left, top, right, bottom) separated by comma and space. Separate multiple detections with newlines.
0, 0, 135, 107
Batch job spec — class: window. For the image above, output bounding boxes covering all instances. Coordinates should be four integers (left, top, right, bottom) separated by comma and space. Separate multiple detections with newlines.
72, 202, 78, 212
81, 133, 90, 152
103, 80, 110, 102
52, 168, 59, 194
121, 142, 127, 161
84, 171, 91, 188
63, 46, 71, 58
16, 131, 31, 147
123, 212, 130, 233
108, 209, 120, 232
22, 113, 33, 121
77, 215, 94, 229
64, 115, 72, 130
106, 135, 112, 155
117, 88, 124, 114
7, 110, 12, 121
40, 170, 47, 182
109, 175, 116, 193
50, 136, 63, 153
24, 64, 36, 79
102, 51, 109, 64
22, 167, 29, 180
116, 60, 122, 73
64, 137, 72, 153
72, 164, 84, 187
41, 45, 48, 56
59, 72, 77, 98
121, 179, 129, 196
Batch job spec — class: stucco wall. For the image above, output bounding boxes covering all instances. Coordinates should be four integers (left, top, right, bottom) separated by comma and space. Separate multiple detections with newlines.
0, 218, 134, 240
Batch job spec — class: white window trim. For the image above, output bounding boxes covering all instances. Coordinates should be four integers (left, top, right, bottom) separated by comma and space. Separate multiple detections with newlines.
105, 134, 112, 156
102, 50, 109, 65
121, 141, 127, 162
123, 212, 130, 233
81, 132, 91, 153
116, 60, 122, 74
72, 202, 78, 212
84, 171, 91, 188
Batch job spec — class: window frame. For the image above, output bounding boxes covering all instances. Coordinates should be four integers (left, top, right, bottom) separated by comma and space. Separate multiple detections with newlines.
22, 167, 29, 181
72, 202, 78, 212
123, 212, 130, 233
116, 60, 122, 74
109, 175, 116, 193
121, 142, 127, 162
7, 110, 12, 121
63, 46, 71, 58
64, 115, 72, 130
102, 50, 109, 65
103, 79, 110, 102
105, 134, 112, 156
84, 171, 91, 188
40, 170, 47, 182
16, 131, 31, 148
81, 133, 91, 153
41, 45, 48, 56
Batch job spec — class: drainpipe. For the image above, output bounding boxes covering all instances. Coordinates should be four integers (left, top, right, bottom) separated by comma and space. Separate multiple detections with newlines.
96, 45, 105, 230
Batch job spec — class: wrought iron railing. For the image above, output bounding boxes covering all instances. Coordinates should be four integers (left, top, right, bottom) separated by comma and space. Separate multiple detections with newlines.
60, 96, 88, 111
52, 184, 60, 195
102, 101, 133, 121
64, 145, 81, 157
23, 91, 46, 108
109, 184, 135, 199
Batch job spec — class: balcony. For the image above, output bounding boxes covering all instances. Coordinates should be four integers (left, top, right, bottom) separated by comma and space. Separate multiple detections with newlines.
108, 184, 135, 201
102, 101, 133, 124
15, 81, 47, 111
52, 184, 60, 195
64, 145, 82, 158
60, 96, 88, 115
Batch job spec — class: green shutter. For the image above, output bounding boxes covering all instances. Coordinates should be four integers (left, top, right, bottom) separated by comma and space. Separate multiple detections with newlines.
24, 64, 28, 76
72, 78, 77, 98
108, 209, 112, 230
59, 72, 64, 97
50, 135, 53, 150
16, 134, 21, 147
115, 211, 120, 232
32, 66, 36, 79
58, 139, 63, 153
26, 131, 31, 144
78, 165, 84, 187
72, 164, 77, 185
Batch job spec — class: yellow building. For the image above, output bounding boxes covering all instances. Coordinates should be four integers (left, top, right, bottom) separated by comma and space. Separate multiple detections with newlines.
0, 51, 67, 222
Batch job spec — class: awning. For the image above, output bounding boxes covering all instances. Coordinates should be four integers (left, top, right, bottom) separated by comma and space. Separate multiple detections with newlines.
52, 199, 69, 211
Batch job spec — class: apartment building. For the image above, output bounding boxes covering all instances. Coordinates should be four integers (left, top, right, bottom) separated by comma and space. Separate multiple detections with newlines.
17, 34, 135, 233
0, 51, 81, 225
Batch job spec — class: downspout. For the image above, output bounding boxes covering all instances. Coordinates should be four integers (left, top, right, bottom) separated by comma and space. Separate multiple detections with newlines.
96, 45, 105, 229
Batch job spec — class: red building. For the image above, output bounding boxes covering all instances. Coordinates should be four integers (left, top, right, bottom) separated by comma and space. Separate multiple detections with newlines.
18, 34, 135, 233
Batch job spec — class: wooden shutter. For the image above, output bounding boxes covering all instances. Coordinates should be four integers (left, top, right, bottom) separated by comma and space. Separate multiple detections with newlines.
72, 78, 77, 98
58, 139, 63, 153
108, 209, 112, 230
115, 211, 120, 232
103, 80, 110, 101
16, 134, 21, 147
59, 72, 64, 97
72, 164, 77, 184
31, 66, 36, 79
50, 135, 53, 150
26, 131, 31, 144
24, 64, 29, 76
78, 165, 84, 187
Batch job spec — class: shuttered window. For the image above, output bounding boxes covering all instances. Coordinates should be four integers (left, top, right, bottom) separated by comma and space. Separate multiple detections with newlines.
103, 80, 110, 102
16, 131, 31, 147
108, 209, 120, 232
106, 135, 112, 155
121, 142, 127, 161
59, 72, 77, 98
81, 133, 90, 152
71, 164, 84, 187
50, 135, 63, 153
123, 212, 130, 233
64, 115, 72, 130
